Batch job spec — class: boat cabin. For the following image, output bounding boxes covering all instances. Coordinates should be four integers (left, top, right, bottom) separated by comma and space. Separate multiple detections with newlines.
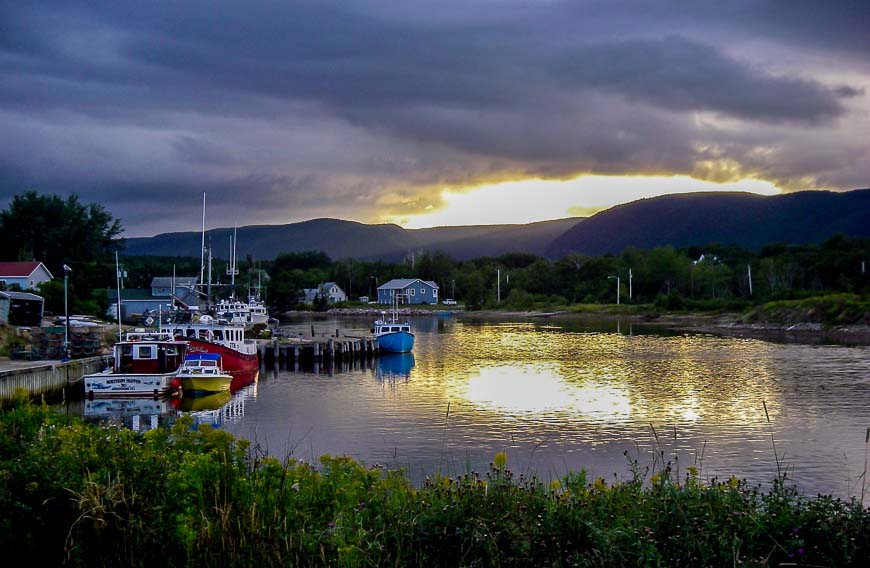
179, 353, 226, 375
114, 338, 188, 374
373, 321, 412, 334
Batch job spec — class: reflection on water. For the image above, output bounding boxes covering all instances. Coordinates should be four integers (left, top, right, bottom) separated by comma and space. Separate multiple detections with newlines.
68, 315, 870, 500
461, 363, 632, 420
80, 380, 260, 432
376, 353, 415, 383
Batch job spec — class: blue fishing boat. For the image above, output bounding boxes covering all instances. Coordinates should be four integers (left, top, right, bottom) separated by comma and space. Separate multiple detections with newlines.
372, 296, 415, 353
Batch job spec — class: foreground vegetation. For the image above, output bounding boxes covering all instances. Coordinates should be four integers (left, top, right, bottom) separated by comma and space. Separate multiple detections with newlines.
1, 396, 867, 566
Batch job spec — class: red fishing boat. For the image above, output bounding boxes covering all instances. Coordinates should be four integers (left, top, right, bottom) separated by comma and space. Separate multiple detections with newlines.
161, 314, 259, 391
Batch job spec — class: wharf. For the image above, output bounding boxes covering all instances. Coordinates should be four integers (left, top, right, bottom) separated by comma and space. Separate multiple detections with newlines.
0, 355, 112, 402
258, 335, 379, 369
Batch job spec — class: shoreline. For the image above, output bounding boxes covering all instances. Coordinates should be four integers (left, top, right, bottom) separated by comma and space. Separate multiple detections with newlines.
298, 307, 870, 346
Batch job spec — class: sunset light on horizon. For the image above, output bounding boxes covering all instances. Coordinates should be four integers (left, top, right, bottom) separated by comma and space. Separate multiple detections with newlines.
392, 175, 782, 228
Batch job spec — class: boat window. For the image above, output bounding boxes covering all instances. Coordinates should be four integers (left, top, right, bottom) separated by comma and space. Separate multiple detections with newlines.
122, 345, 132, 356
186, 329, 196, 338
213, 329, 224, 340
137, 346, 153, 359
166, 347, 177, 356
198, 329, 209, 340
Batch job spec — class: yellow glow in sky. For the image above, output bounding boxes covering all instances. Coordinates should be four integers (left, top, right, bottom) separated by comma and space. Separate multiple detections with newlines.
394, 175, 781, 228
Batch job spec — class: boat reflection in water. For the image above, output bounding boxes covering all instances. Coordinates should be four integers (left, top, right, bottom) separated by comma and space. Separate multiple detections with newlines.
171, 373, 258, 428
375, 353, 415, 383
82, 371, 259, 431
83, 397, 173, 433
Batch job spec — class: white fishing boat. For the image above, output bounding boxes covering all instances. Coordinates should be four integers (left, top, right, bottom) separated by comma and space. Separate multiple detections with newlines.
82, 330, 188, 398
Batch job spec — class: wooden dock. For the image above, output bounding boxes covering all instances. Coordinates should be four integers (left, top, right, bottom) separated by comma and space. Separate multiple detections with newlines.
257, 335, 379, 369
0, 355, 112, 402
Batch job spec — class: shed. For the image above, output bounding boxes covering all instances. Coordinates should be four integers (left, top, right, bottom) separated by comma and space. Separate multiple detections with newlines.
0, 291, 45, 326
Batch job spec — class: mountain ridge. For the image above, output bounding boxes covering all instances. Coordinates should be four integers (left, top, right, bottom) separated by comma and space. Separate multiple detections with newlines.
122, 189, 869, 261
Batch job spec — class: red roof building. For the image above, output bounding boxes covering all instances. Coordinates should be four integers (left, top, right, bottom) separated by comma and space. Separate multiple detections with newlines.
0, 262, 54, 290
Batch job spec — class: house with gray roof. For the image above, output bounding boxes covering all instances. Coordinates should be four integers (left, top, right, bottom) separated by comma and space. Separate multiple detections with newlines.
301, 282, 347, 305
377, 278, 439, 305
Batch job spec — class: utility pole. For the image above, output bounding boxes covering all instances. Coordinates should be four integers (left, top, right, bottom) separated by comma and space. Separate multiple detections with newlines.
747, 264, 753, 296
497, 269, 501, 303
628, 268, 633, 300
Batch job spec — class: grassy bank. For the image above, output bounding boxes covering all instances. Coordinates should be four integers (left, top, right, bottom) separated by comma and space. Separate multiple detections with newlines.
1, 395, 868, 566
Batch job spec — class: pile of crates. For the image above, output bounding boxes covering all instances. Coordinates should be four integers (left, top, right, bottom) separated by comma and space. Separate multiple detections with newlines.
30, 325, 106, 360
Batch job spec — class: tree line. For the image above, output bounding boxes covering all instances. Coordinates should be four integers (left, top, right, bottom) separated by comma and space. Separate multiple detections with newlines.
262, 236, 868, 312
1, 191, 867, 317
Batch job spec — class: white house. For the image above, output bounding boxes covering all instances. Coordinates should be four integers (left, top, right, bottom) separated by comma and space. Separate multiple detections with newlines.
301, 282, 347, 304
0, 262, 54, 290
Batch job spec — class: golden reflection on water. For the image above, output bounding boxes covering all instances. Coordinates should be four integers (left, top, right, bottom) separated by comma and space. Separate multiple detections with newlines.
462, 363, 632, 419
436, 322, 780, 429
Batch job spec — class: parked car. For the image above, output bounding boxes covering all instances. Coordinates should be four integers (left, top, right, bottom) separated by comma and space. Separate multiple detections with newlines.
442, 299, 457, 305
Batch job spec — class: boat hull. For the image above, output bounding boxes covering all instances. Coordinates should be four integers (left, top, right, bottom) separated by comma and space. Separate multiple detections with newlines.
83, 370, 176, 398
179, 375, 232, 394
183, 339, 259, 373
376, 331, 415, 353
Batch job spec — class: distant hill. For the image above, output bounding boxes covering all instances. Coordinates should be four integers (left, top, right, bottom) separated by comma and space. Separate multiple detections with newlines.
122, 189, 869, 262
122, 217, 582, 261
546, 189, 870, 257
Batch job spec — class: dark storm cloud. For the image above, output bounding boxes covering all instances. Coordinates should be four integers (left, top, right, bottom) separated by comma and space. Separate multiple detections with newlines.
1, 1, 868, 235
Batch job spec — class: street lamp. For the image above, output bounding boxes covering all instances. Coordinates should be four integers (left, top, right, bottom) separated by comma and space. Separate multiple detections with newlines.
63, 264, 72, 359
608, 275, 620, 305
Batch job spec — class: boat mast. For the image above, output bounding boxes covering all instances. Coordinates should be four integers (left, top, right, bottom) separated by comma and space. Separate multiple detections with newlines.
228, 225, 237, 298
199, 192, 206, 291
115, 250, 122, 341
207, 243, 213, 310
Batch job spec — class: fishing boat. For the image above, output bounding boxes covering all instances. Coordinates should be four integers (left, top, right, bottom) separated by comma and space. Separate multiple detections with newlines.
160, 313, 259, 391
82, 330, 188, 398
176, 353, 233, 395
372, 294, 415, 353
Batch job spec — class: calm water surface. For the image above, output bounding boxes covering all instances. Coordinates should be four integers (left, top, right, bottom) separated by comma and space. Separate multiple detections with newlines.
73, 315, 870, 500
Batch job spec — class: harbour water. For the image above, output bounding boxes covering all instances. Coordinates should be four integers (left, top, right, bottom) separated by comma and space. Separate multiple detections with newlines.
67, 314, 870, 501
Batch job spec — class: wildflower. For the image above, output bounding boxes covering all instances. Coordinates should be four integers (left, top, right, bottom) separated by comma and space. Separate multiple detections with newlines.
327, 522, 335, 529
550, 480, 561, 492
494, 452, 507, 470
798, 548, 804, 555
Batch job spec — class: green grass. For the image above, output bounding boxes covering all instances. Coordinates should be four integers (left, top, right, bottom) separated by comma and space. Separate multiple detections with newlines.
743, 293, 870, 327
1, 394, 868, 566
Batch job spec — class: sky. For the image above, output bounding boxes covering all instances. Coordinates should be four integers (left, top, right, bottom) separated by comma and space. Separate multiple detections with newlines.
1, 0, 868, 237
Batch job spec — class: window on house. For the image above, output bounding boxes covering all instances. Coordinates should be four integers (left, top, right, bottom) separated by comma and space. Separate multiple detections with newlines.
421, 288, 426, 295
410, 289, 415, 296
